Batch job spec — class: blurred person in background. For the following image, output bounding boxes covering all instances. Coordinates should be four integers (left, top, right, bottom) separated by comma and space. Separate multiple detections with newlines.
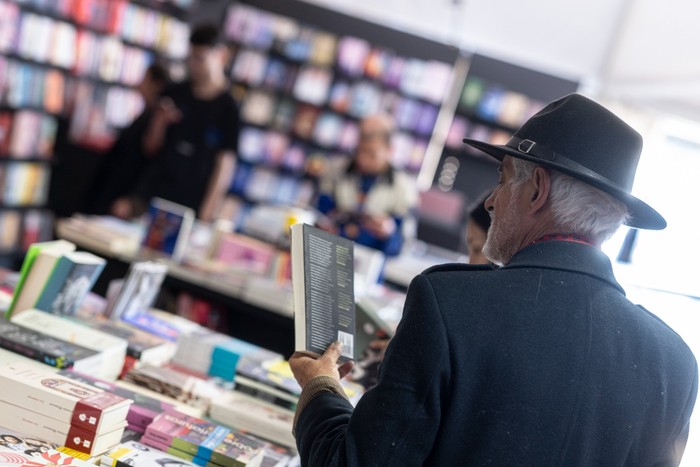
86, 63, 170, 217
124, 24, 240, 222
315, 114, 418, 256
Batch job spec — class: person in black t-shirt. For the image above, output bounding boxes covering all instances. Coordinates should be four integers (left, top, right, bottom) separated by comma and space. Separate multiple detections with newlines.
132, 24, 240, 222
85, 63, 170, 217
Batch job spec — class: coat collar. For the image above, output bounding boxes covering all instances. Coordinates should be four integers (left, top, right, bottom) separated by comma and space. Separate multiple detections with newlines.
501, 241, 625, 295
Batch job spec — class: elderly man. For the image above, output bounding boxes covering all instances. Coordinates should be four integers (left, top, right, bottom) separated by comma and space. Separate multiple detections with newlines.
290, 94, 697, 466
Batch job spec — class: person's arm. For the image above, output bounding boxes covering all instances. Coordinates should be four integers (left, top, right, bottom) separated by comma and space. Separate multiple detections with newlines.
198, 150, 236, 222
290, 273, 450, 466
142, 97, 180, 156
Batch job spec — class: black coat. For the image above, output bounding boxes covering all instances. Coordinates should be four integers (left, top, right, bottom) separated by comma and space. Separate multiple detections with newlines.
296, 241, 698, 466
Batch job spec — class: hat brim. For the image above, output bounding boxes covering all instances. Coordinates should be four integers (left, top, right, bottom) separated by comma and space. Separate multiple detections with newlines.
463, 138, 666, 230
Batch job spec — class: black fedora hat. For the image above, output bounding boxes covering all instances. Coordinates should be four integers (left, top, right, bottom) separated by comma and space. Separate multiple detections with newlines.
463, 93, 665, 230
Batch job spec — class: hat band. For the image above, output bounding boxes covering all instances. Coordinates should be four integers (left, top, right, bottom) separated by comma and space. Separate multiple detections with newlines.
506, 136, 626, 192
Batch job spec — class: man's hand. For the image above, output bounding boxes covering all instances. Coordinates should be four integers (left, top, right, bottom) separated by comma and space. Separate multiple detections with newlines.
289, 342, 355, 390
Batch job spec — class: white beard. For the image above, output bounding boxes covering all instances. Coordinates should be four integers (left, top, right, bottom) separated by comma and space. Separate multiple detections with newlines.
483, 191, 521, 266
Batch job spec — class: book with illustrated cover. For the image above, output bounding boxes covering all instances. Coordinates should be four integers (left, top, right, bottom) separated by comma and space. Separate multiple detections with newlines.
291, 223, 355, 362
0, 362, 132, 433
0, 425, 92, 466
34, 251, 106, 317
0, 318, 102, 372
141, 198, 195, 264
106, 261, 168, 321
102, 440, 197, 467
12, 309, 127, 381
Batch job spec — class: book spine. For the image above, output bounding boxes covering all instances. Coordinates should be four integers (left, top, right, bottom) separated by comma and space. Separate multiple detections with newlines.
0, 333, 74, 369
71, 391, 128, 432
63, 425, 100, 455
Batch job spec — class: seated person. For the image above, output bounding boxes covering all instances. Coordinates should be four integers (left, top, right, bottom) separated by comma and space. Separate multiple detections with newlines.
315, 114, 417, 256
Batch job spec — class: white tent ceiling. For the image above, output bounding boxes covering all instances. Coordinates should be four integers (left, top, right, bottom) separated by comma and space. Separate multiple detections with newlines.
304, 0, 700, 122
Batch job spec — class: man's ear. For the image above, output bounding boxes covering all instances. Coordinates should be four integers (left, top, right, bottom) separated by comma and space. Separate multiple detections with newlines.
528, 166, 551, 214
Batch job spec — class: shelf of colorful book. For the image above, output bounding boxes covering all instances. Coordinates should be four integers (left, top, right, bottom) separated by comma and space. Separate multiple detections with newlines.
3, 0, 189, 61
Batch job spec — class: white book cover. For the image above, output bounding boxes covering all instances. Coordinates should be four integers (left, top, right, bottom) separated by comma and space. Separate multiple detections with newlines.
11, 309, 127, 381
0, 362, 132, 432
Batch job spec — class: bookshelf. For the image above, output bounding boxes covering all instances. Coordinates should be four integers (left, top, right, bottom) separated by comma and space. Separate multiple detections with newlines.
417, 53, 580, 252
221, 0, 460, 211
0, 0, 193, 242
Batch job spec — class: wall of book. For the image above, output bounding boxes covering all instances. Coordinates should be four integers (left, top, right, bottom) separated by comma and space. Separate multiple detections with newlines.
418, 53, 580, 252
221, 0, 460, 210
0, 0, 192, 262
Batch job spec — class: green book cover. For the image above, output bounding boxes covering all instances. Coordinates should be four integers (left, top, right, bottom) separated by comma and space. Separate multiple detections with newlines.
6, 239, 75, 318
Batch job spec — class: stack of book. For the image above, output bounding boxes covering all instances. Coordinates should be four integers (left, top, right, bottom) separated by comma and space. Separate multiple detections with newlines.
0, 317, 104, 373
102, 440, 198, 467
0, 362, 132, 456
59, 369, 177, 434
75, 314, 177, 375
10, 309, 128, 381
233, 353, 301, 412
209, 390, 296, 450
142, 409, 268, 467
0, 425, 91, 466
122, 363, 225, 411
173, 328, 283, 382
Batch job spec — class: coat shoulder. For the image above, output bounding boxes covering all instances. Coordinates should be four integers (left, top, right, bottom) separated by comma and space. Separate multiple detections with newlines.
422, 262, 495, 276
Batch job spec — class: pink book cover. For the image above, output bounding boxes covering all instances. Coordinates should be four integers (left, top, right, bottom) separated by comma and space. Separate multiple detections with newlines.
214, 233, 277, 276
142, 410, 219, 455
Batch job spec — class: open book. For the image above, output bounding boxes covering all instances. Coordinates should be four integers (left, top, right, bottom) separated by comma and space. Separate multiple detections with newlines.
291, 223, 355, 362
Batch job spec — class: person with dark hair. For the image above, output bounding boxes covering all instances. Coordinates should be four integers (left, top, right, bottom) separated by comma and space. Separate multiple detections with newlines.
465, 196, 492, 264
315, 114, 417, 256
132, 23, 240, 221
289, 94, 697, 466
86, 63, 170, 217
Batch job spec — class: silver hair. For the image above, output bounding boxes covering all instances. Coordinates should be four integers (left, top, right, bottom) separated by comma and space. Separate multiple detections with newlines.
510, 157, 629, 242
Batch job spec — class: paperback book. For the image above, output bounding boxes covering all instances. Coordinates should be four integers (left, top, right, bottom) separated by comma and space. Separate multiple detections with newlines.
0, 318, 102, 372
106, 261, 168, 321
6, 239, 76, 318
34, 250, 106, 316
143, 410, 267, 467
0, 362, 132, 432
102, 440, 197, 467
290, 223, 355, 361
59, 369, 176, 432
0, 399, 127, 456
11, 309, 128, 381
141, 197, 195, 263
